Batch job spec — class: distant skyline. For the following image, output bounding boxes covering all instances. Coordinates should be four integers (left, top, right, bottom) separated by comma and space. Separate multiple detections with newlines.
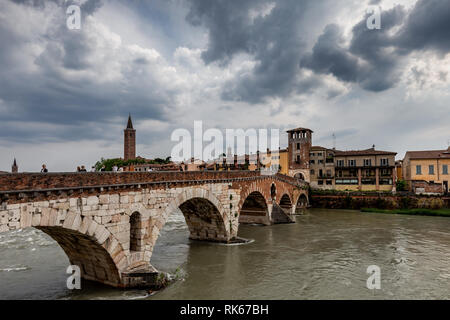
1, 0, 449, 172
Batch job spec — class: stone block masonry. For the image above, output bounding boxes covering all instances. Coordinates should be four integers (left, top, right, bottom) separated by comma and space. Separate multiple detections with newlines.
0, 171, 308, 288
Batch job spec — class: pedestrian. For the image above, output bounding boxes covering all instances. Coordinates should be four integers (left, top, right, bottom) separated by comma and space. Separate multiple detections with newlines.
41, 164, 48, 173
91, 166, 96, 172
100, 165, 106, 172
77, 166, 81, 172
80, 166, 87, 172
112, 165, 118, 172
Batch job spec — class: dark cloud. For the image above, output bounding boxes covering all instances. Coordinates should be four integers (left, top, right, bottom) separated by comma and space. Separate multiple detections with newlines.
186, 0, 334, 103
0, 0, 176, 144
394, 0, 450, 54
302, 0, 450, 92
302, 6, 406, 92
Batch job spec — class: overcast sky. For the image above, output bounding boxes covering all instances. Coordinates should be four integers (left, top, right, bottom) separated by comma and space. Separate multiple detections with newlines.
0, 0, 449, 172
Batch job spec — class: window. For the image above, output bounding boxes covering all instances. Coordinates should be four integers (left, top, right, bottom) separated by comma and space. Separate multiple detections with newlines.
326, 180, 332, 185
444, 165, 449, 175
310, 160, 315, 164
336, 160, 344, 167
380, 158, 389, 166
319, 169, 323, 177
416, 165, 422, 175
364, 159, 372, 166
326, 170, 332, 177
296, 155, 300, 163
318, 160, 324, 164
348, 160, 356, 167
310, 169, 315, 175
429, 165, 435, 175
297, 143, 300, 150
310, 153, 315, 157
318, 180, 324, 185
335, 179, 358, 185
317, 152, 323, 157
337, 170, 343, 177
362, 178, 376, 185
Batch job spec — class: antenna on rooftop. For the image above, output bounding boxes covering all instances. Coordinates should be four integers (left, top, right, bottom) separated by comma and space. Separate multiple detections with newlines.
332, 133, 336, 150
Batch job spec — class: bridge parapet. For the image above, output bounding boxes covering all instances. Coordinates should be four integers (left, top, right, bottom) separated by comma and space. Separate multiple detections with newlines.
0, 171, 305, 204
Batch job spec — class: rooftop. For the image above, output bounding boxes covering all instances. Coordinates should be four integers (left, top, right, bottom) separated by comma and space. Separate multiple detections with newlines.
334, 147, 397, 156
286, 127, 313, 133
405, 147, 450, 159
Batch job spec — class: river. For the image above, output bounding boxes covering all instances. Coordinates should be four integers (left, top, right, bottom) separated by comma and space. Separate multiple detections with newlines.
1, 209, 450, 300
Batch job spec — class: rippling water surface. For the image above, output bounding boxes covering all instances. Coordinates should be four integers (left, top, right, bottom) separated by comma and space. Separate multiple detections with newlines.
1, 209, 450, 300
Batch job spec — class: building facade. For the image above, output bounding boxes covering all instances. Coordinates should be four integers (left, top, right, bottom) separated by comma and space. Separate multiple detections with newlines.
403, 147, 450, 194
308, 147, 397, 191
309, 146, 336, 189
333, 148, 397, 191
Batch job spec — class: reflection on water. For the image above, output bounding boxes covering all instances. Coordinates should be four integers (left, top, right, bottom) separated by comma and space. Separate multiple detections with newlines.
1, 209, 450, 300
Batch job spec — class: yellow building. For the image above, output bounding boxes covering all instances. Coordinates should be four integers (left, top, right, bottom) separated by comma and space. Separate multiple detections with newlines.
403, 147, 450, 194
260, 149, 289, 175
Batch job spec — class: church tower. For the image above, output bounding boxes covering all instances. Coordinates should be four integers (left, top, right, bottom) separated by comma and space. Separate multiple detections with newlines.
124, 114, 136, 161
287, 127, 313, 182
12, 158, 18, 173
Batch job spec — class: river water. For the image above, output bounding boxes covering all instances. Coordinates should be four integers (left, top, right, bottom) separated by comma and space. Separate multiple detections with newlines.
1, 209, 450, 300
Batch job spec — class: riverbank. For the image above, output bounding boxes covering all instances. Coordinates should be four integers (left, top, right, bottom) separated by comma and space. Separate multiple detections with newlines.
310, 190, 450, 210
361, 208, 450, 217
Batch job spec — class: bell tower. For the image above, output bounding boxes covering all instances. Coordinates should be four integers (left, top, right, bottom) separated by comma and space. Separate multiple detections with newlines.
287, 127, 313, 182
124, 114, 136, 161
11, 158, 18, 173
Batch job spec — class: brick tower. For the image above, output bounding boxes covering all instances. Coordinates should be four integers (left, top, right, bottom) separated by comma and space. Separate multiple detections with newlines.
11, 158, 18, 173
287, 127, 313, 182
124, 114, 136, 161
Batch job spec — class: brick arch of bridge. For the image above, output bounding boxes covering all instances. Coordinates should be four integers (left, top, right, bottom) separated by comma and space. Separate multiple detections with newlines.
279, 193, 294, 213
152, 188, 233, 248
0, 206, 127, 287
295, 193, 309, 210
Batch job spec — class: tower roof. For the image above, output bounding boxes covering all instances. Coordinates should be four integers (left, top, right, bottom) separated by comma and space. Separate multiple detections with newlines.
126, 114, 134, 129
286, 127, 313, 133
13, 158, 17, 166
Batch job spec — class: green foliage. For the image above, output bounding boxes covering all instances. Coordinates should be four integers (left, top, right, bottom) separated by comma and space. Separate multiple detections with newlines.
94, 157, 171, 171
396, 179, 407, 191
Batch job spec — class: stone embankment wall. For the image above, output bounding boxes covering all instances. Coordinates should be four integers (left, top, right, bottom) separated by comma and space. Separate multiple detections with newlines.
311, 191, 449, 210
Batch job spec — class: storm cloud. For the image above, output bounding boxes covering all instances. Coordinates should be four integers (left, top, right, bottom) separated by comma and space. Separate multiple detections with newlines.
0, 0, 449, 172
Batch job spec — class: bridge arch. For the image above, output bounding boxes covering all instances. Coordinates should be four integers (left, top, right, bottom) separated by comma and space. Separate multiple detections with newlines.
37, 225, 122, 286
239, 191, 270, 225
295, 194, 309, 213
279, 194, 293, 213
157, 188, 232, 244
0, 206, 128, 287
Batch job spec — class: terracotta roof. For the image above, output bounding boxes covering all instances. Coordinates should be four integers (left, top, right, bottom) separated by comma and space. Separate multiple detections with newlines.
311, 146, 336, 151
286, 127, 313, 133
334, 148, 396, 156
405, 148, 450, 159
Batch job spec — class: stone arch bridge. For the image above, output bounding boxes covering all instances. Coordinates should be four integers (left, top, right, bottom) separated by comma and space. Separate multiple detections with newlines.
0, 171, 309, 288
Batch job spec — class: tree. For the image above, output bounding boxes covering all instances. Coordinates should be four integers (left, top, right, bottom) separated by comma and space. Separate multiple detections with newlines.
396, 179, 407, 191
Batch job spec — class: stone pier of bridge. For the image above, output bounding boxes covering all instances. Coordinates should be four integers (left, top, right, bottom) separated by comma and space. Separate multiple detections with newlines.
0, 171, 309, 288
